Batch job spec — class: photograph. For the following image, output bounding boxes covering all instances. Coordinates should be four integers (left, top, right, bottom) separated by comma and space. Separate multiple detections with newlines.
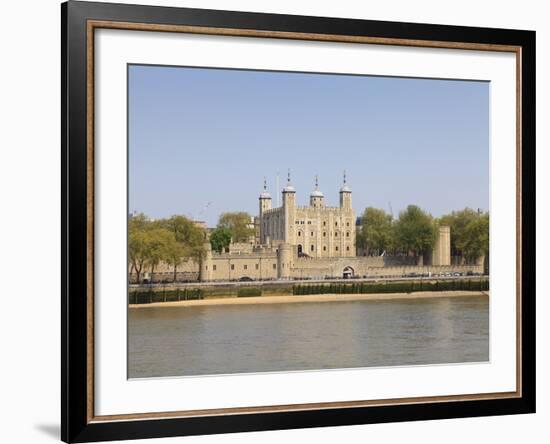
127, 65, 491, 378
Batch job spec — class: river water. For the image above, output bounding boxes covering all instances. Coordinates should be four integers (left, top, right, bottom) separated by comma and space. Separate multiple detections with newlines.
128, 295, 489, 378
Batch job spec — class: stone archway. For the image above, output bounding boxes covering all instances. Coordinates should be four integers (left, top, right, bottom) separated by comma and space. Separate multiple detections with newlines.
343, 266, 354, 279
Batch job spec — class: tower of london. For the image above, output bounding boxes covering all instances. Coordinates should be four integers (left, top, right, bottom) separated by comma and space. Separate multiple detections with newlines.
258, 172, 355, 258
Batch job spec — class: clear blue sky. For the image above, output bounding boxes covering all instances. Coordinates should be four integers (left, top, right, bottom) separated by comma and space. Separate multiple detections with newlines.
129, 64, 489, 227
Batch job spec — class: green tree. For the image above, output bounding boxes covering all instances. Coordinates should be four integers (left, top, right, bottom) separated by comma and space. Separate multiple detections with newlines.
160, 215, 206, 262
210, 227, 232, 253
164, 239, 185, 282
158, 215, 206, 281
144, 227, 175, 281
357, 207, 394, 255
217, 212, 254, 243
128, 213, 152, 283
439, 208, 489, 261
461, 213, 489, 261
394, 205, 437, 256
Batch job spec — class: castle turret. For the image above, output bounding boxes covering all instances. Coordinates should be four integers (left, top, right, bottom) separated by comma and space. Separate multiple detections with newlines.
258, 178, 272, 244
277, 243, 293, 279
310, 175, 325, 209
339, 171, 352, 210
431, 225, 451, 266
200, 241, 213, 282
282, 170, 296, 243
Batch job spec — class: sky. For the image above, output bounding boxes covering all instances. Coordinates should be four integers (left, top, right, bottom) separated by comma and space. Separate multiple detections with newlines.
128, 64, 489, 227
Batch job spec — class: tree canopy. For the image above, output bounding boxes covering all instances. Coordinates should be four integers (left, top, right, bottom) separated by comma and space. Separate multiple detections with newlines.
209, 227, 232, 253
394, 205, 437, 255
217, 212, 254, 243
357, 207, 394, 255
128, 213, 206, 283
439, 208, 489, 261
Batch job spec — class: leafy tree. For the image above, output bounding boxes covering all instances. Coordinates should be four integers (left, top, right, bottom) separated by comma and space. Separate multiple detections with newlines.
210, 227, 232, 253
160, 215, 206, 262
394, 205, 437, 256
164, 239, 185, 282
461, 213, 489, 261
144, 227, 175, 281
439, 208, 489, 261
129, 222, 150, 284
357, 207, 394, 255
217, 212, 255, 243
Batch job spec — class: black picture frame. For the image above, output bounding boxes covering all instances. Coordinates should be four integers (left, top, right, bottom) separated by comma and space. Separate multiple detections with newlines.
61, 1, 536, 442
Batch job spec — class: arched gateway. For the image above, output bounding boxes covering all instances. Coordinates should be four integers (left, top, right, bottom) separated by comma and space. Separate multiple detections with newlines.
343, 266, 354, 279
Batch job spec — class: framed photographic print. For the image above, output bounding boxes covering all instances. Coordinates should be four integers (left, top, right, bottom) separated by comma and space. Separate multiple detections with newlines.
61, 1, 536, 442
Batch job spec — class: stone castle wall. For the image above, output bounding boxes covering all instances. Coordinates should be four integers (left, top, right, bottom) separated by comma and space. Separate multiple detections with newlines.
129, 247, 483, 283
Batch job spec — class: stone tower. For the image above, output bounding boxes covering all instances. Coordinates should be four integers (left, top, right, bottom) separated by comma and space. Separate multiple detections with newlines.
277, 243, 293, 279
339, 171, 352, 210
310, 175, 325, 209
258, 178, 272, 244
282, 170, 296, 244
432, 225, 451, 266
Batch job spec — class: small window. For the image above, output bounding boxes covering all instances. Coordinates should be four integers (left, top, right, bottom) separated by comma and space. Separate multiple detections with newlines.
323, 232, 326, 237
298, 231, 302, 237
273, 264, 276, 269
205, 266, 208, 270
346, 246, 350, 251
323, 221, 326, 226
335, 222, 338, 227
335, 246, 339, 251
256, 264, 259, 270
346, 222, 350, 227
231, 264, 235, 270
310, 231, 314, 236
308, 221, 311, 225
244, 264, 248, 270
335, 232, 338, 237
213, 265, 216, 271
323, 246, 327, 251
310, 245, 314, 252
346, 232, 350, 237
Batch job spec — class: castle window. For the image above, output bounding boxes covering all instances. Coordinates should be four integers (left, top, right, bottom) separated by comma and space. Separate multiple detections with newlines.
310, 231, 314, 236
231, 264, 235, 270
346, 232, 350, 237
335, 246, 339, 251
347, 222, 350, 227
308, 221, 311, 225
205, 266, 208, 270
335, 232, 338, 237
213, 265, 216, 271
335, 222, 338, 227
298, 231, 302, 237
346, 246, 350, 251
310, 245, 314, 252
323, 232, 326, 237
255, 264, 259, 270
323, 246, 327, 251
244, 264, 248, 270
323, 221, 326, 226
273, 264, 276, 269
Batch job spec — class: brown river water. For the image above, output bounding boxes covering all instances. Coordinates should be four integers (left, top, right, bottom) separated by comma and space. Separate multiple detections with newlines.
128, 295, 489, 378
